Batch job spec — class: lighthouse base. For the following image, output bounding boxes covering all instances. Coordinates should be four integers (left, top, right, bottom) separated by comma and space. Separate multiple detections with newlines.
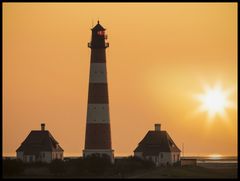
83, 149, 114, 163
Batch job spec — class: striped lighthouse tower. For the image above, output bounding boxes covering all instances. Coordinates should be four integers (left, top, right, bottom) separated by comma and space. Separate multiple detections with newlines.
83, 21, 114, 163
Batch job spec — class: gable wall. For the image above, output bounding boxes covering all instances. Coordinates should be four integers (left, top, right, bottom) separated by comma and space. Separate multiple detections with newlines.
134, 151, 180, 166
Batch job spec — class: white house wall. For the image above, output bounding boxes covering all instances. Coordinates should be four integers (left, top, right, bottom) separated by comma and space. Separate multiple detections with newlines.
25, 155, 36, 163
158, 152, 172, 165
16, 151, 24, 161
134, 152, 143, 158
134, 151, 180, 166
171, 152, 180, 163
51, 151, 64, 161
42, 152, 52, 163
16, 151, 64, 163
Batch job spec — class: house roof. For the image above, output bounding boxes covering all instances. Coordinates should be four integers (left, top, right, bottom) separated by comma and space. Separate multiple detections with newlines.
134, 130, 181, 156
16, 130, 64, 154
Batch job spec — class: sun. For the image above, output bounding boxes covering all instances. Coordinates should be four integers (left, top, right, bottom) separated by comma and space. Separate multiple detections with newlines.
194, 82, 234, 120
208, 154, 222, 159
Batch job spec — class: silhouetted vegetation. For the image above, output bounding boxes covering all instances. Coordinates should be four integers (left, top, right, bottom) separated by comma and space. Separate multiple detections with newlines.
3, 159, 24, 176
114, 156, 155, 177
3, 156, 237, 178
84, 154, 113, 175
2, 156, 156, 178
64, 157, 86, 176
173, 160, 181, 167
23, 161, 49, 168
63, 154, 114, 177
49, 159, 66, 175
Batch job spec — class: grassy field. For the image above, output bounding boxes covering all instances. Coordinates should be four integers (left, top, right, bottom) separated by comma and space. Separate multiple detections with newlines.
128, 166, 238, 178
4, 166, 238, 179
3, 158, 238, 178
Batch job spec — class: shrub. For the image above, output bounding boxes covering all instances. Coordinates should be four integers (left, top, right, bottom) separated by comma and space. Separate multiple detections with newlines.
83, 154, 113, 175
64, 158, 86, 176
49, 159, 66, 175
114, 156, 155, 177
3, 159, 24, 177
24, 161, 49, 168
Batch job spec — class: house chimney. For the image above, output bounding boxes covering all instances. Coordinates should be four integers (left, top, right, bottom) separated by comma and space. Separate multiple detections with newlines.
155, 123, 161, 131
41, 123, 45, 131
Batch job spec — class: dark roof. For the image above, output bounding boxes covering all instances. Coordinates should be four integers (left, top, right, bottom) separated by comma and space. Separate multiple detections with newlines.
134, 130, 181, 156
92, 21, 106, 31
16, 130, 64, 154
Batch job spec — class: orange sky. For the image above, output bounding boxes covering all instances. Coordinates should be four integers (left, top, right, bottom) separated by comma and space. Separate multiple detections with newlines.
3, 3, 237, 157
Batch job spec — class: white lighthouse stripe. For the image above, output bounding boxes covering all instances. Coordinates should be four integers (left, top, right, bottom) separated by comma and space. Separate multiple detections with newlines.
89, 63, 107, 83
87, 104, 110, 124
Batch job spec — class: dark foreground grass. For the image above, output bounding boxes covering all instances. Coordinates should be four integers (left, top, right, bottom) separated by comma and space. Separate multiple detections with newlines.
128, 166, 238, 178
3, 158, 237, 178
5, 166, 237, 179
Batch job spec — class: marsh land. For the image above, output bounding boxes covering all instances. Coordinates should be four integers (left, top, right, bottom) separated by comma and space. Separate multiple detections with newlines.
3, 156, 237, 178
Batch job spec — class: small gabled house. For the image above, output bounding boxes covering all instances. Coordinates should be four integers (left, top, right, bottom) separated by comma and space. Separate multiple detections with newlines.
16, 123, 64, 163
134, 124, 181, 166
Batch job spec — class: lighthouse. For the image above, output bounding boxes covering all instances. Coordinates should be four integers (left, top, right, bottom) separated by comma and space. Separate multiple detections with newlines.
83, 21, 114, 163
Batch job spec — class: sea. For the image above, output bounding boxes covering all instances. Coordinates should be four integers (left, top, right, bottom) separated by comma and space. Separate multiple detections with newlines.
181, 156, 237, 163
181, 156, 238, 169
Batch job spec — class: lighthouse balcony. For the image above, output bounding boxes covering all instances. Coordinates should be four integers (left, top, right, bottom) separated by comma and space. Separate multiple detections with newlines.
105, 42, 109, 48
88, 42, 109, 48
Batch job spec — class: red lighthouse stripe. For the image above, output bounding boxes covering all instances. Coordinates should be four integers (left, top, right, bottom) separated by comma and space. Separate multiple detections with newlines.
87, 83, 109, 104
85, 123, 112, 149
91, 49, 106, 63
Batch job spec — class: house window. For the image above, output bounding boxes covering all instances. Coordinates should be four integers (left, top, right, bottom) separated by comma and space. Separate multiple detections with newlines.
152, 157, 155, 162
29, 156, 33, 162
161, 153, 163, 158
173, 154, 175, 161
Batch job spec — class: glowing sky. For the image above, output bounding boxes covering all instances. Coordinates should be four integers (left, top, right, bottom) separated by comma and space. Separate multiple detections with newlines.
3, 3, 237, 156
